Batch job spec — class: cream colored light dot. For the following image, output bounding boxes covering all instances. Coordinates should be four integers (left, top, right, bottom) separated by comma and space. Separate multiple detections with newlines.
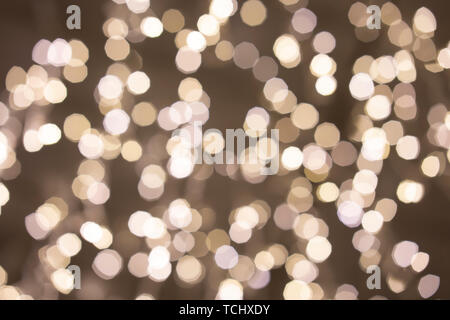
0, 266, 7, 286
38, 123, 61, 145
281, 146, 303, 170
291, 103, 319, 130
283, 280, 312, 300
202, 131, 224, 154
64, 114, 91, 142
51, 268, 74, 294
396, 180, 424, 203
98, 75, 123, 100
215, 40, 234, 61
217, 279, 243, 300
411, 252, 429, 272
175, 47, 202, 74
375, 198, 397, 222
240, 0, 267, 26
13, 84, 34, 109
126, 0, 150, 14
382, 120, 403, 145
366, 95, 391, 120
418, 274, 440, 299
210, 0, 234, 20
131, 102, 156, 127
141, 17, 163, 38
396, 135, 420, 160
6, 66, 26, 92
0, 183, 9, 206
362, 210, 383, 234
178, 77, 203, 102
316, 182, 339, 202
314, 122, 340, 148
63, 64, 88, 83
105, 37, 130, 61
306, 236, 331, 263
187, 31, 206, 52
197, 14, 219, 36
310, 54, 334, 76
121, 140, 142, 162
176, 255, 203, 283
263, 78, 288, 104
349, 73, 374, 101
104, 18, 128, 38
127, 71, 150, 95
279, 0, 299, 5
44, 79, 67, 104
413, 7, 436, 34
437, 48, 450, 69
273, 34, 301, 68
254, 251, 274, 271
57, 233, 82, 257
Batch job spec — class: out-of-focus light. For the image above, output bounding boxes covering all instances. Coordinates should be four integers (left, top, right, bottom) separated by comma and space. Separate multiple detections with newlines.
141, 17, 163, 38
38, 123, 61, 145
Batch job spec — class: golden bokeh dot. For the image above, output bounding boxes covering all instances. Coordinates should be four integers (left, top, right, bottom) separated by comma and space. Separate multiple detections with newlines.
273, 34, 301, 68
44, 79, 67, 104
291, 103, 319, 130
240, 0, 267, 27
314, 122, 340, 149
178, 77, 203, 102
64, 113, 91, 142
105, 37, 130, 61
348, 2, 369, 27
421, 155, 440, 177
283, 280, 313, 300
103, 18, 128, 38
131, 102, 157, 127
206, 229, 230, 253
381, 2, 402, 26
0, 0, 447, 301
254, 250, 274, 271
162, 9, 185, 33
69, 39, 89, 65
6, 66, 26, 92
0, 265, 7, 286
316, 182, 339, 202
63, 64, 88, 83
176, 255, 203, 284
215, 40, 234, 61
275, 118, 299, 143
78, 159, 105, 181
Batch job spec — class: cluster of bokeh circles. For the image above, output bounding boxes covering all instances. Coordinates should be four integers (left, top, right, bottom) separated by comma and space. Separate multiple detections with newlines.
0, 0, 448, 300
